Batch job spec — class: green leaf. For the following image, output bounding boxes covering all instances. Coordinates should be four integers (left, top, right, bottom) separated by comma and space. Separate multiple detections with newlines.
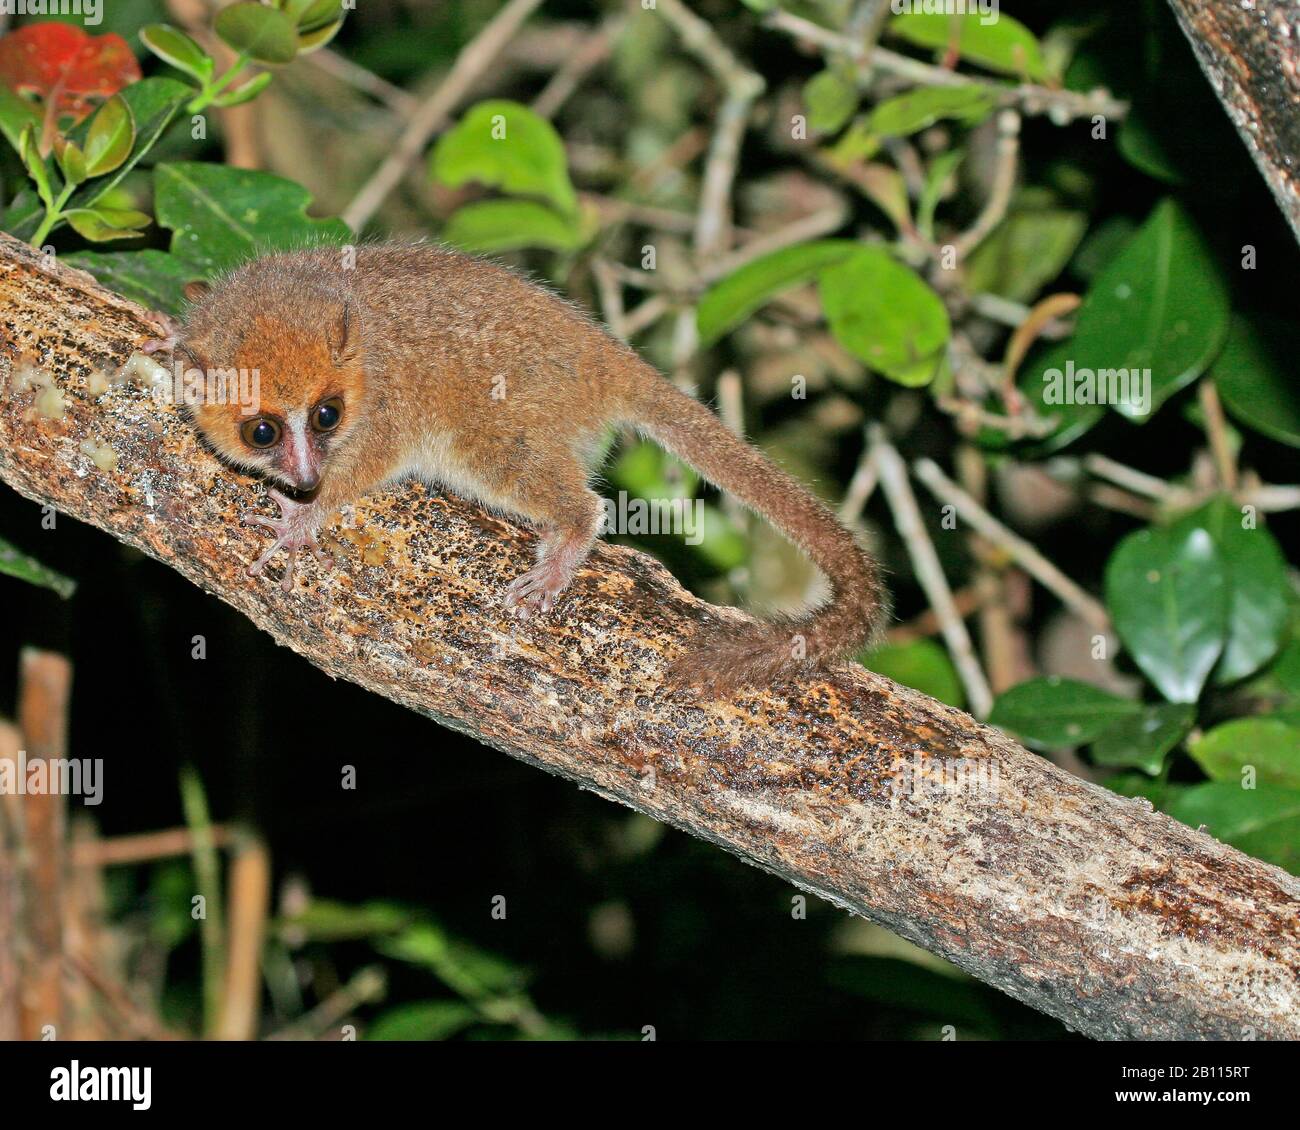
441, 199, 584, 254
989, 676, 1142, 748
18, 124, 54, 208
25, 78, 195, 241
864, 85, 996, 139
804, 69, 858, 133
212, 71, 274, 108
607, 441, 698, 501
294, 0, 344, 33
154, 162, 350, 273
964, 208, 1087, 303
917, 149, 963, 241
63, 206, 150, 242
819, 247, 950, 386
1046, 200, 1229, 422
431, 99, 577, 216
1166, 783, 1300, 874
860, 639, 965, 710
1104, 525, 1229, 704
1189, 718, 1300, 790
367, 1000, 477, 1042
295, 19, 344, 55
696, 240, 858, 346
890, 11, 1050, 81
0, 84, 41, 154
64, 250, 203, 314
1117, 111, 1182, 185
83, 95, 135, 178
214, 1, 299, 64
276, 898, 411, 942
1273, 632, 1300, 701
1213, 316, 1300, 449
856, 164, 912, 234
56, 140, 87, 187
1171, 498, 1289, 683
377, 925, 527, 1000
140, 23, 214, 84
0, 538, 76, 599
1091, 703, 1194, 776
691, 506, 749, 572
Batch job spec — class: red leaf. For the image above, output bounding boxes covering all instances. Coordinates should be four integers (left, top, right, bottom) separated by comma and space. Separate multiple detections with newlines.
0, 23, 141, 121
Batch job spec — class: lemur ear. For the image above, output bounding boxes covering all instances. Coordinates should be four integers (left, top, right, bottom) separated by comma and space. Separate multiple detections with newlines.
183, 280, 211, 303
329, 300, 360, 365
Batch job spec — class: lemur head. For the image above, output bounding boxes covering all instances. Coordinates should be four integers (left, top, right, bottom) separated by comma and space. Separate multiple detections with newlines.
178, 264, 367, 494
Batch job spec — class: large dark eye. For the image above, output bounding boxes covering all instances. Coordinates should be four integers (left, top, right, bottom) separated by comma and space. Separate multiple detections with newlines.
311, 397, 343, 433
240, 417, 282, 449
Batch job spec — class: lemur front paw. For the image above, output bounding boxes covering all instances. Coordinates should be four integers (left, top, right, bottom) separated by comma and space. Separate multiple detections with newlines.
504, 560, 573, 619
246, 490, 333, 593
141, 310, 181, 355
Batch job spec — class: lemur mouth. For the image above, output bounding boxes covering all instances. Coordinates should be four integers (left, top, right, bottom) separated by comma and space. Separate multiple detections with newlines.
271, 473, 321, 498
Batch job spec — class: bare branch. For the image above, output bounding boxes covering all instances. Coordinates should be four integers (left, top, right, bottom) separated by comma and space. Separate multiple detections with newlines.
2, 235, 1299, 1040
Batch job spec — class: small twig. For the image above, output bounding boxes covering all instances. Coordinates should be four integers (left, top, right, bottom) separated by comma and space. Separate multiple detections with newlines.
657, 0, 766, 258
265, 967, 387, 1041
1088, 483, 1158, 522
179, 765, 224, 1039
623, 294, 674, 338
342, 0, 546, 230
936, 395, 1058, 441
914, 457, 1111, 633
308, 48, 418, 115
63, 953, 176, 1041
1084, 454, 1188, 504
871, 430, 993, 717
765, 10, 1128, 122
953, 110, 1021, 260
1198, 379, 1239, 493
1247, 483, 1300, 512
532, 14, 624, 119
839, 430, 880, 525
71, 824, 234, 867
16, 649, 72, 1038
886, 585, 983, 645
1000, 292, 1082, 406
590, 259, 627, 341
715, 370, 749, 532
702, 201, 849, 283
216, 835, 271, 1041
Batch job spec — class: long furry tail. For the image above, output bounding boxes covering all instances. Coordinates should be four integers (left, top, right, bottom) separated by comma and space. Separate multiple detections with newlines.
632, 380, 887, 695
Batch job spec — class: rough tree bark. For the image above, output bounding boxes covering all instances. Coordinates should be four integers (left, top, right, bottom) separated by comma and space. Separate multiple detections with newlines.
1167, 0, 1300, 243
0, 232, 1297, 1040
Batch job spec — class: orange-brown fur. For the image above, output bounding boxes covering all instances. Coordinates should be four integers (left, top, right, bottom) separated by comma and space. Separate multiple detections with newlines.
178, 242, 886, 694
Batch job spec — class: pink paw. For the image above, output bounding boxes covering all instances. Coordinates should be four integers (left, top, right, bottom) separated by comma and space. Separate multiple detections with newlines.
141, 310, 181, 355
246, 490, 333, 593
504, 562, 572, 620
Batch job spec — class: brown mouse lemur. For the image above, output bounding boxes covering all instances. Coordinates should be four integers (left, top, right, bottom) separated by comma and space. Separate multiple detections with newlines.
167, 243, 887, 694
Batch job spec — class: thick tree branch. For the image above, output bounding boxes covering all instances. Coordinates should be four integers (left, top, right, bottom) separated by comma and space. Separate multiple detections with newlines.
0, 233, 1297, 1040
1167, 0, 1300, 243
